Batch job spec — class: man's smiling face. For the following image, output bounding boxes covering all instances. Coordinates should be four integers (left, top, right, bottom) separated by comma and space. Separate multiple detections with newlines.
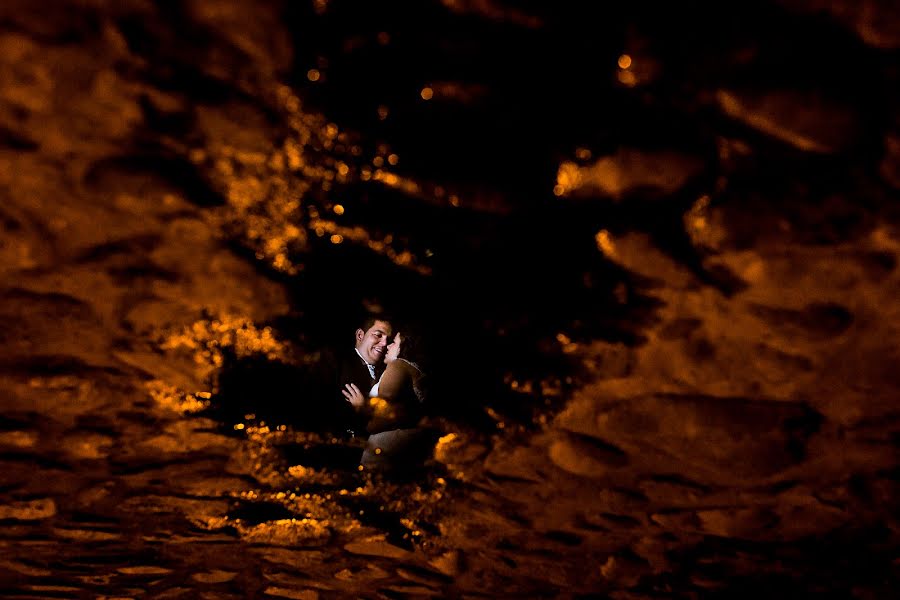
355, 319, 392, 365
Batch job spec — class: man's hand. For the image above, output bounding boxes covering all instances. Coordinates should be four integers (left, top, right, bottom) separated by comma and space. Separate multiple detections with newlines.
342, 383, 366, 407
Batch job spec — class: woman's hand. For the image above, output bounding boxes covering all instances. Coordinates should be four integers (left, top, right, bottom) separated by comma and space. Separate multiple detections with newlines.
342, 383, 366, 407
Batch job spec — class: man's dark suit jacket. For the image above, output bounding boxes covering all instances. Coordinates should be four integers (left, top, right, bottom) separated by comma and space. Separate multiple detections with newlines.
335, 349, 376, 395
327, 348, 380, 435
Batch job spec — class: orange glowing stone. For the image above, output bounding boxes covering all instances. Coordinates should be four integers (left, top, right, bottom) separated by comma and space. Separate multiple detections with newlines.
420, 87, 434, 100
618, 54, 632, 69
333, 204, 345, 215
307, 69, 321, 82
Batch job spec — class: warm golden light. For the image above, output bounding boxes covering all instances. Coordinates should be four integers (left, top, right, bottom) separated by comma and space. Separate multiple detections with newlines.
373, 156, 384, 167
288, 465, 309, 478
307, 69, 320, 82
436, 433, 458, 447
388, 153, 399, 165
420, 86, 434, 100
308, 218, 429, 274
595, 229, 616, 257
555, 161, 581, 196
618, 54, 632, 69
333, 204, 344, 215
146, 380, 211, 414
617, 70, 637, 87
556, 333, 578, 354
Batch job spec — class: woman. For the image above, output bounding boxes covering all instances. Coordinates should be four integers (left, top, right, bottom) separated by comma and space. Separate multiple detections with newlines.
345, 329, 433, 475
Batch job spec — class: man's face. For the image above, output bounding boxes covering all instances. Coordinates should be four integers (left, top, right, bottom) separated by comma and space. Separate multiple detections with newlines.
355, 320, 392, 365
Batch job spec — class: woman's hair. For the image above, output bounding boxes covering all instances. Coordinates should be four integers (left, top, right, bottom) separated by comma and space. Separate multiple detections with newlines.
396, 325, 427, 369
396, 325, 430, 404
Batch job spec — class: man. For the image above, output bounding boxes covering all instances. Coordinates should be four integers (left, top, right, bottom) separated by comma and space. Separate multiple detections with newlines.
333, 316, 392, 433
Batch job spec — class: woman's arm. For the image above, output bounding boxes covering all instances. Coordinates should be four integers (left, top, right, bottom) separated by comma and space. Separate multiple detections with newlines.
366, 361, 414, 433
342, 383, 366, 407
374, 361, 410, 401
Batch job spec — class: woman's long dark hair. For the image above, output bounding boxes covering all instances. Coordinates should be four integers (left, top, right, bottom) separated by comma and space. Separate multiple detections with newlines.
396, 324, 428, 373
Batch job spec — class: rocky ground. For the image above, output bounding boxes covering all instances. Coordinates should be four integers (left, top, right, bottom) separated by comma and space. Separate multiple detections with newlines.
0, 1, 898, 598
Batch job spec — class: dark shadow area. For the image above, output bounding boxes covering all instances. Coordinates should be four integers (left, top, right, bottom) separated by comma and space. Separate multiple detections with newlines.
205, 350, 344, 433
277, 441, 364, 473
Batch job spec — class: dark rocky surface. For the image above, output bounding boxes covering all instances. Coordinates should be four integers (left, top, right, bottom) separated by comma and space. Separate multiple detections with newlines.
0, 1, 898, 597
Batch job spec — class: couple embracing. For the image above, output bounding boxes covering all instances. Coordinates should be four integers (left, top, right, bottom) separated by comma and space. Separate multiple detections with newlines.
334, 316, 432, 474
